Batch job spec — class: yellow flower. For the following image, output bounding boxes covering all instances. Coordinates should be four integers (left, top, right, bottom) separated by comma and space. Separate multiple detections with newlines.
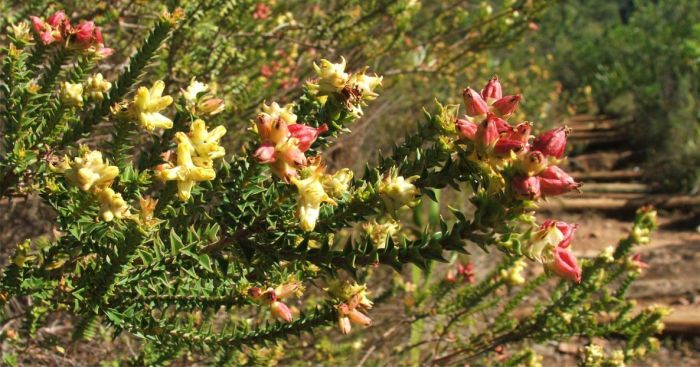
378, 169, 420, 214
55, 149, 119, 191
11, 21, 31, 42
308, 57, 349, 95
524, 224, 565, 263
500, 259, 527, 285
181, 78, 208, 106
321, 168, 353, 198
155, 136, 216, 201
60, 82, 84, 107
261, 101, 297, 125
362, 218, 400, 249
186, 119, 227, 167
95, 187, 131, 222
348, 69, 382, 101
132, 80, 173, 131
85, 73, 112, 101
290, 167, 337, 232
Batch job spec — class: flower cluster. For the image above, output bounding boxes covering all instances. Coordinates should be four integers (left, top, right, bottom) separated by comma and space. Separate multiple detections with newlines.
307, 57, 382, 117
445, 262, 476, 283
248, 280, 304, 323
524, 220, 581, 282
54, 148, 130, 221
328, 281, 373, 334
453, 77, 585, 283
30, 11, 113, 57
253, 102, 328, 180
60, 73, 113, 107
378, 169, 420, 215
362, 218, 400, 249
180, 78, 225, 116
155, 119, 227, 201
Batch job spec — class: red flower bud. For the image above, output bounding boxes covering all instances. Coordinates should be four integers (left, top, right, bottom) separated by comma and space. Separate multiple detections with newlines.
476, 116, 499, 151
74, 21, 96, 45
494, 138, 526, 156
539, 166, 581, 196
455, 118, 477, 140
505, 122, 532, 143
481, 76, 502, 102
492, 95, 522, 117
532, 126, 569, 159
457, 262, 475, 283
270, 301, 293, 322
549, 247, 582, 283
46, 11, 67, 28
288, 123, 328, 152
253, 143, 276, 163
541, 220, 578, 249
347, 309, 372, 326
486, 113, 511, 134
630, 253, 648, 270
463, 87, 489, 117
511, 175, 541, 200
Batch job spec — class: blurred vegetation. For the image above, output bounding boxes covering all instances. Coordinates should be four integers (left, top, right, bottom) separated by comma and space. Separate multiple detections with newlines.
528, 0, 700, 192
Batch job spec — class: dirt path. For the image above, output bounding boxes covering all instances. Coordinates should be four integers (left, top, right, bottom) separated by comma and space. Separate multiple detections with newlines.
536, 115, 700, 366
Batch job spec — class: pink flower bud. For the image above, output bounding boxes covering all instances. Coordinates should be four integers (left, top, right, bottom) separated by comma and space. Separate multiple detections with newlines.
445, 268, 457, 283
270, 301, 293, 322
30, 16, 45, 33
476, 116, 499, 151
539, 165, 581, 196
46, 11, 67, 28
494, 138, 526, 156
505, 122, 532, 143
541, 220, 578, 249
630, 253, 648, 270
549, 247, 582, 283
481, 76, 502, 102
347, 308, 372, 326
288, 123, 328, 152
74, 21, 96, 45
253, 144, 276, 163
455, 118, 477, 140
487, 113, 512, 134
457, 262, 475, 283
492, 95, 522, 117
512, 175, 541, 200
532, 126, 569, 159
463, 87, 489, 117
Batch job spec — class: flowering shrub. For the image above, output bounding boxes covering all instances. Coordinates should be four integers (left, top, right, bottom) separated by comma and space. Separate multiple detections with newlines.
0, 4, 665, 366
